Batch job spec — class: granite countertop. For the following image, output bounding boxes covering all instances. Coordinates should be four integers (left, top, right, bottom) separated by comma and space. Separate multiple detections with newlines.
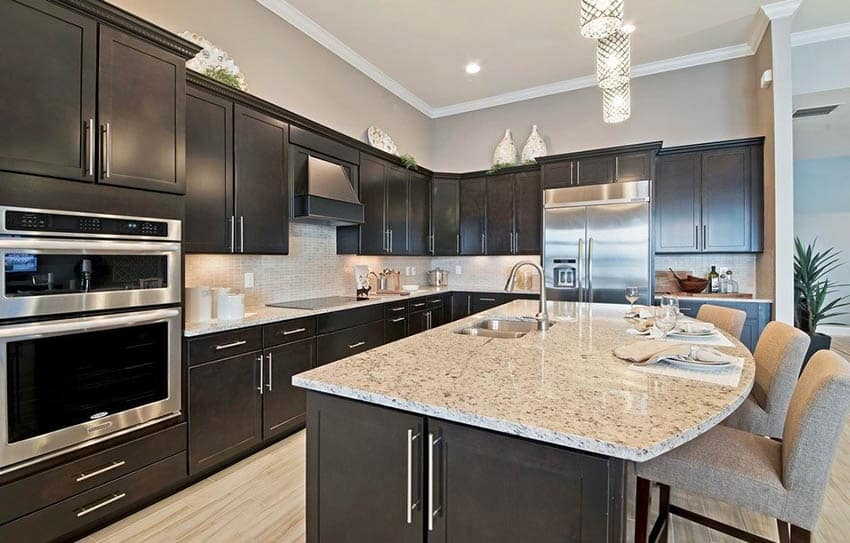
183, 286, 540, 337
654, 294, 773, 304
292, 300, 755, 462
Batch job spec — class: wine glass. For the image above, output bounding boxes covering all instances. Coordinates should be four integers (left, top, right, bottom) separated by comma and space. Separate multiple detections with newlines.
655, 305, 678, 338
659, 294, 680, 314
625, 286, 640, 316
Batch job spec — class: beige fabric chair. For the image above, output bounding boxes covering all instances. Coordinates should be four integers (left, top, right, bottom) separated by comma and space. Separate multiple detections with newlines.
723, 321, 811, 439
696, 304, 747, 339
634, 350, 850, 543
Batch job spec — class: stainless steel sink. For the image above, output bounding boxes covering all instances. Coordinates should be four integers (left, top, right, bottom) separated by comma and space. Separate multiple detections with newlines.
454, 317, 555, 339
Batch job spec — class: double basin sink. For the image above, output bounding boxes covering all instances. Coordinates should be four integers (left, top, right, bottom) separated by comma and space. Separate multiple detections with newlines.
455, 317, 555, 339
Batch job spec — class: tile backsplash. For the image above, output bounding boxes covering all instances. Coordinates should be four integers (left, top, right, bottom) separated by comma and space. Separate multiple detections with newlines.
654, 254, 757, 294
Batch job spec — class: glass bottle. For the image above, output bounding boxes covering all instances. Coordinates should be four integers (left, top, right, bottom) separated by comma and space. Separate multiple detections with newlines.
727, 270, 739, 294
708, 266, 720, 294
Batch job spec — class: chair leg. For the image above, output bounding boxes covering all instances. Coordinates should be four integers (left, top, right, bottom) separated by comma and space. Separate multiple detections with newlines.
634, 476, 651, 543
777, 520, 790, 543
658, 483, 671, 543
790, 525, 811, 543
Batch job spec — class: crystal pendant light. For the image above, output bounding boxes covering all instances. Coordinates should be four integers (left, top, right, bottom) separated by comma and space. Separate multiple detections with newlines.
580, 0, 624, 39
596, 27, 631, 89
602, 82, 631, 124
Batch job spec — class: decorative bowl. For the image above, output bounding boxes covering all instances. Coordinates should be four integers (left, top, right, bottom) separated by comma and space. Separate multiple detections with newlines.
402, 284, 419, 292
676, 277, 709, 293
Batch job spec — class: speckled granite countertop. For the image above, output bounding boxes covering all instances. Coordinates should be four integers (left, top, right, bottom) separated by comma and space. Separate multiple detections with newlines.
183, 287, 539, 337
292, 300, 755, 462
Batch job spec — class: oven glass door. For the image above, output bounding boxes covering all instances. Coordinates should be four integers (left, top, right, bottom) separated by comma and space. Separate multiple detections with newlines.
1, 308, 181, 469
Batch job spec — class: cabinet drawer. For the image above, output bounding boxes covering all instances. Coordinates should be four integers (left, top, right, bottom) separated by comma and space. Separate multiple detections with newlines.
0, 424, 186, 524
188, 326, 262, 366
263, 317, 316, 347
317, 305, 384, 335
471, 293, 507, 313
408, 299, 429, 313
383, 300, 408, 317
425, 296, 444, 309
0, 452, 186, 542
384, 316, 407, 344
317, 321, 384, 365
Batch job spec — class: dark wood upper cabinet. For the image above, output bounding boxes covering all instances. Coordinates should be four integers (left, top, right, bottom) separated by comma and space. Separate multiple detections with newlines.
234, 105, 288, 254
359, 154, 388, 254
701, 148, 751, 252
386, 165, 409, 254
513, 171, 541, 254
485, 174, 515, 254
432, 177, 460, 256
575, 155, 615, 185
98, 27, 186, 194
541, 161, 573, 189
459, 177, 486, 255
408, 171, 431, 255
185, 87, 233, 253
0, 0, 97, 182
655, 153, 701, 253
616, 152, 652, 182
262, 337, 315, 441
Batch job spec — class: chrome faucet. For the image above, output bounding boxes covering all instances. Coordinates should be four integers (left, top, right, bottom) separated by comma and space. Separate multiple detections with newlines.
504, 261, 550, 331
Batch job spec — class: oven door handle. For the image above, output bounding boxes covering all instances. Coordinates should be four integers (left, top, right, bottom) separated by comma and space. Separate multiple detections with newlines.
0, 308, 180, 340
0, 238, 180, 254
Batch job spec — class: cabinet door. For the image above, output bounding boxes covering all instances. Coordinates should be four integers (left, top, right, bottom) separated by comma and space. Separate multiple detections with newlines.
575, 156, 615, 185
655, 153, 701, 253
427, 419, 623, 543
452, 294, 471, 321
185, 88, 233, 253
263, 338, 315, 440
514, 171, 541, 254
306, 393, 424, 543
408, 172, 431, 255
459, 178, 486, 255
408, 311, 429, 336
485, 174, 514, 255
432, 178, 460, 255
234, 105, 288, 254
188, 352, 262, 475
615, 151, 652, 182
385, 316, 408, 343
701, 148, 751, 252
359, 154, 388, 254
386, 165, 409, 254
541, 161, 573, 189
98, 27, 185, 193
0, 0, 96, 182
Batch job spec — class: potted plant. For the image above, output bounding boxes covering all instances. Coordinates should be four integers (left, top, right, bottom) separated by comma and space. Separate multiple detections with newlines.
794, 237, 850, 369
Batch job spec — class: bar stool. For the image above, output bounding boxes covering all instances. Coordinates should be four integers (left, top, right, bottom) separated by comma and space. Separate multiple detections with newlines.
634, 350, 850, 543
696, 304, 747, 339
724, 321, 811, 439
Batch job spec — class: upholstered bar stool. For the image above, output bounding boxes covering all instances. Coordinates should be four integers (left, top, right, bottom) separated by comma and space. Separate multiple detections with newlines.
634, 350, 850, 543
723, 321, 810, 439
696, 304, 747, 339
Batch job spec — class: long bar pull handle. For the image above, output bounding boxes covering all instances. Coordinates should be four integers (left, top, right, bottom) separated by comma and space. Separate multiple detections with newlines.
577, 238, 585, 304
587, 237, 595, 304
76, 460, 126, 483
257, 354, 264, 394
230, 216, 236, 253
86, 119, 95, 176
215, 340, 247, 351
479, 297, 496, 302
703, 225, 707, 249
76, 493, 126, 518
101, 123, 111, 178
348, 341, 365, 349
281, 327, 307, 336
239, 216, 245, 253
456, 234, 460, 254
427, 432, 442, 531
695, 225, 700, 250
406, 429, 420, 524
481, 233, 485, 254
390, 230, 394, 253
391, 317, 406, 323
266, 352, 273, 391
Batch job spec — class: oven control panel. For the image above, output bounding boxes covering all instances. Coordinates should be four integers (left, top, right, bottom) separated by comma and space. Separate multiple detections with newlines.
6, 210, 170, 238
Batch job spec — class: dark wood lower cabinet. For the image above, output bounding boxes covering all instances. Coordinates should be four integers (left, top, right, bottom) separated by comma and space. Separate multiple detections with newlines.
471, 293, 507, 313
385, 316, 408, 343
316, 321, 384, 366
262, 338, 316, 440
306, 392, 625, 543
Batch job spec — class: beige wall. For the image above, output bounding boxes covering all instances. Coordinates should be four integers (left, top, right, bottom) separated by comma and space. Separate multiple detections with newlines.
755, 28, 776, 305
111, 0, 433, 165
429, 57, 761, 172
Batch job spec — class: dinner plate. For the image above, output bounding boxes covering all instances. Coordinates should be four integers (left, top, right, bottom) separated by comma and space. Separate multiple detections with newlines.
662, 355, 732, 369
668, 329, 717, 338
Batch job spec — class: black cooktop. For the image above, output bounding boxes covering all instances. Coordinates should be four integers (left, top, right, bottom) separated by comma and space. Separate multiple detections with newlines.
267, 296, 365, 310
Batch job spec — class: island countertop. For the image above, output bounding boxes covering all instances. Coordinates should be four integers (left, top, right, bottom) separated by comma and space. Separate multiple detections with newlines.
293, 300, 755, 462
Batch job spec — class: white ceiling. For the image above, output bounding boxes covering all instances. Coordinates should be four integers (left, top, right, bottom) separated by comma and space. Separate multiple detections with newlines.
257, 0, 850, 117
794, 87, 850, 160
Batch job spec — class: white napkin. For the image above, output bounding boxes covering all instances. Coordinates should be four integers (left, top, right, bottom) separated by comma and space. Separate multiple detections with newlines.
678, 321, 715, 333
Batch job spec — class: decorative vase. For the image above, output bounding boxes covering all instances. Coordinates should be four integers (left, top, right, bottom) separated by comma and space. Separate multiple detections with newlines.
492, 129, 517, 166
521, 125, 547, 162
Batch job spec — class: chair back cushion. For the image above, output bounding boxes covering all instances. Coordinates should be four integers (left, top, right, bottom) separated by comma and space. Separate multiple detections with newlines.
696, 304, 747, 339
782, 350, 850, 529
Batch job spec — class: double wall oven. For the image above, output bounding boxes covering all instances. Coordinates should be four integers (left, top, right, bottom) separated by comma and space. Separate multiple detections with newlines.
0, 206, 182, 471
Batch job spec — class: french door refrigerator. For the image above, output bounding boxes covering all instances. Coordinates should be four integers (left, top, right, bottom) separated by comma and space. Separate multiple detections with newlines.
543, 180, 652, 305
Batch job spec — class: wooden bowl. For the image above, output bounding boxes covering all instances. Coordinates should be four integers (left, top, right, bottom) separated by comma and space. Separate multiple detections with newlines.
675, 277, 709, 293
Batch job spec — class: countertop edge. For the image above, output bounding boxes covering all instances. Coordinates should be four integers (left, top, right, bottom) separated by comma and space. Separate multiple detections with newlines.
654, 295, 773, 304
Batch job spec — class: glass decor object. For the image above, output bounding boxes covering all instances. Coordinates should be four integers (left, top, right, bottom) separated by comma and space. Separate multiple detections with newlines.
580, 0, 625, 39
602, 81, 631, 123
596, 28, 631, 89
180, 31, 248, 91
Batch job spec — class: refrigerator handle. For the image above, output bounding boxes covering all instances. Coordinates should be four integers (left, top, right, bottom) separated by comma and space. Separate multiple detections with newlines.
577, 237, 585, 303
587, 237, 595, 304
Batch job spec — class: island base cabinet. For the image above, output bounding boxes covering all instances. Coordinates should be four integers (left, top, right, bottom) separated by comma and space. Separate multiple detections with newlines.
306, 392, 626, 543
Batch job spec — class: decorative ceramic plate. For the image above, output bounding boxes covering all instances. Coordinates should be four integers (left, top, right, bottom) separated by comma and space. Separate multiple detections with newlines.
663, 355, 732, 369
367, 126, 398, 155
180, 31, 249, 92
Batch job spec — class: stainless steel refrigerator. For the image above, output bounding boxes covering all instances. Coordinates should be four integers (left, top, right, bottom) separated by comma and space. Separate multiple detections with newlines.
543, 180, 652, 305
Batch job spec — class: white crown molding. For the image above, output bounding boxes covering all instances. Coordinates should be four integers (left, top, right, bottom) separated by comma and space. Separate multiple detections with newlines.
254, 0, 434, 117
760, 0, 802, 21
791, 21, 850, 47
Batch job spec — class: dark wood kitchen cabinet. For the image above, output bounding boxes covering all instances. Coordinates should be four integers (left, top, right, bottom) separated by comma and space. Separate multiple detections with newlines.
262, 337, 316, 440
432, 176, 460, 256
513, 171, 542, 253
655, 138, 764, 254
386, 165, 409, 254
459, 177, 486, 255
359, 154, 388, 254
539, 142, 660, 189
484, 169, 541, 255
485, 173, 514, 254
98, 27, 186, 194
408, 171, 431, 255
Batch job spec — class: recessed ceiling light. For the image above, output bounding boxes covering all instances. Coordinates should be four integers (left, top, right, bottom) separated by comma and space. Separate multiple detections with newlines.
465, 62, 481, 75
621, 23, 636, 34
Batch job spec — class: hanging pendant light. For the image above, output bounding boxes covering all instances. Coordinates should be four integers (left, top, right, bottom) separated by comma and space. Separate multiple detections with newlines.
580, 0, 624, 39
602, 82, 631, 124
596, 27, 631, 89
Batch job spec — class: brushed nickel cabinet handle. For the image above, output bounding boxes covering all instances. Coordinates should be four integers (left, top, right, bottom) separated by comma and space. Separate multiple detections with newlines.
230, 216, 236, 253
101, 123, 111, 178
266, 352, 273, 391
281, 327, 307, 335
412, 302, 425, 308
703, 225, 707, 249
456, 234, 460, 254
239, 216, 245, 253
406, 429, 420, 524
214, 340, 247, 351
391, 317, 405, 323
430, 299, 440, 304
257, 353, 264, 394
390, 307, 405, 312
86, 118, 94, 176
390, 229, 394, 253
348, 341, 365, 349
427, 433, 443, 531
695, 225, 699, 250
479, 297, 496, 302
76, 460, 126, 482
481, 233, 485, 254
76, 492, 126, 518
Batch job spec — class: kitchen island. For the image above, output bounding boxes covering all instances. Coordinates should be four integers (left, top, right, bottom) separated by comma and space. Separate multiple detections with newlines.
293, 300, 755, 543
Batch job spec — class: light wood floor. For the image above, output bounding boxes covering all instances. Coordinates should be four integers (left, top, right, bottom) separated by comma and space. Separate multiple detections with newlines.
86, 346, 850, 543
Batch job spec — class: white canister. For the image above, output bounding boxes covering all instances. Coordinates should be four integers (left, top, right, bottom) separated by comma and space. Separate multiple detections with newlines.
186, 287, 212, 323
218, 293, 245, 321
211, 287, 231, 319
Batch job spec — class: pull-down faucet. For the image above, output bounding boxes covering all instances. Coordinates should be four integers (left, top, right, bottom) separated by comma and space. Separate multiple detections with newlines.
504, 261, 550, 331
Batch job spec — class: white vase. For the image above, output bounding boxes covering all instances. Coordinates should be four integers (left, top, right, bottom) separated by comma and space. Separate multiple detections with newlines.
492, 129, 517, 166
521, 125, 547, 162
